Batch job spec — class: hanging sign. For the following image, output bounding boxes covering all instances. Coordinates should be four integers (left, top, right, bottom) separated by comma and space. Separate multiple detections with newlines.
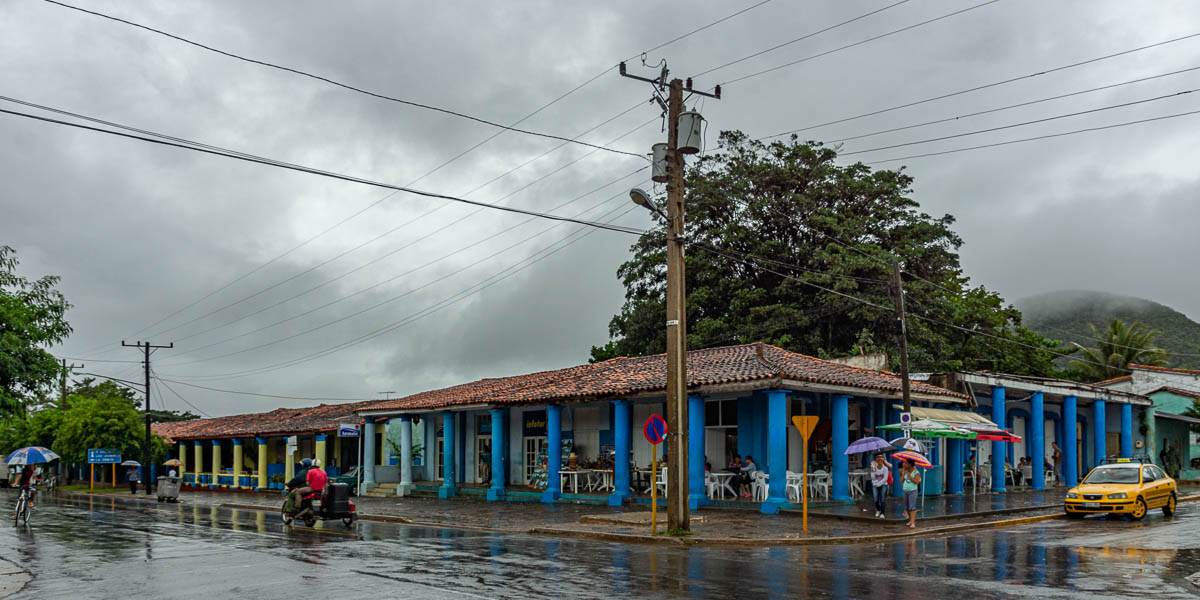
337, 423, 361, 438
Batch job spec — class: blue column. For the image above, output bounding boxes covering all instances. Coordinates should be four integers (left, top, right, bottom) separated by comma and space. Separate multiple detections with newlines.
947, 438, 964, 495
398, 415, 413, 496
438, 412, 457, 498
762, 390, 788, 514
1093, 400, 1106, 465
457, 412, 466, 484
1030, 392, 1045, 490
687, 394, 706, 510
1063, 396, 1077, 486
362, 420, 376, 488
609, 399, 632, 506
1120, 403, 1133, 458
831, 394, 850, 502
542, 405, 562, 502
487, 408, 506, 501
991, 386, 1006, 493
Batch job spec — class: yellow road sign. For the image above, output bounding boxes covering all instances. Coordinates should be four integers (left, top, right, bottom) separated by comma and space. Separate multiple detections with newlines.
792, 416, 819, 440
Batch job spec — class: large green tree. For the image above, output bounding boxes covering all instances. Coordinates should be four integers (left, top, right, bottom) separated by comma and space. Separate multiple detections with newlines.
52, 381, 169, 465
591, 133, 1065, 375
0, 246, 72, 416
1070, 319, 1168, 381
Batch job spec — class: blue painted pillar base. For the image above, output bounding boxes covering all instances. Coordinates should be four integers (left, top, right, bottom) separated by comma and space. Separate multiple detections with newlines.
688, 494, 708, 511
438, 485, 458, 499
486, 488, 505, 501
540, 490, 560, 503
760, 499, 785, 515
607, 492, 628, 507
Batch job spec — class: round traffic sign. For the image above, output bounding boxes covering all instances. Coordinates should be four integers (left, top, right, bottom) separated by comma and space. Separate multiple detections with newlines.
644, 414, 667, 444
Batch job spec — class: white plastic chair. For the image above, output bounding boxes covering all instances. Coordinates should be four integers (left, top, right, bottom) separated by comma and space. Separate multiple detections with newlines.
809, 470, 831, 500
751, 471, 769, 501
785, 471, 804, 502
705, 472, 721, 499
656, 467, 668, 496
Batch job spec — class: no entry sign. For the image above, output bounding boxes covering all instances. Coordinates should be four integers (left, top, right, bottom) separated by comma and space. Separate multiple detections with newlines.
644, 414, 667, 444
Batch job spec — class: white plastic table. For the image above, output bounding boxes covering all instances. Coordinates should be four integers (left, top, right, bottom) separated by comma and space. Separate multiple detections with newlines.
711, 472, 737, 499
559, 470, 592, 494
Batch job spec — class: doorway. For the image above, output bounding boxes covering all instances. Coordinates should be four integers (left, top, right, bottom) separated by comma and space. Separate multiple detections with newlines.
524, 436, 546, 484
477, 435, 492, 484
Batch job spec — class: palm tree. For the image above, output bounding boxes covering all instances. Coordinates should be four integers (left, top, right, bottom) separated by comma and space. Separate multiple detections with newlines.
1071, 319, 1168, 382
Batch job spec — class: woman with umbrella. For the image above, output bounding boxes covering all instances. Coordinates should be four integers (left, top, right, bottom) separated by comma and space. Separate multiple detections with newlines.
899, 458, 922, 528
122, 460, 141, 494
6, 446, 59, 518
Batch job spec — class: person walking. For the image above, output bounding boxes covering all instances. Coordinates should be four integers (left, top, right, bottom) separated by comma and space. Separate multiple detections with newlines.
126, 466, 139, 495
900, 459, 921, 529
1051, 442, 1063, 485
870, 453, 889, 518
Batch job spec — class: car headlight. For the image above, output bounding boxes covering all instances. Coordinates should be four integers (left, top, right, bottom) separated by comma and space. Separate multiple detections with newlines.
1066, 492, 1079, 499
1108, 492, 1127, 500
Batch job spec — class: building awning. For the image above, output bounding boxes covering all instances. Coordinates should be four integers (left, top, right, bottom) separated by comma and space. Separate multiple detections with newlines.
1155, 411, 1200, 425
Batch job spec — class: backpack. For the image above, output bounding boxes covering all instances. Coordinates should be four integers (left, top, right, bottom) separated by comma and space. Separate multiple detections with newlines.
887, 471, 893, 485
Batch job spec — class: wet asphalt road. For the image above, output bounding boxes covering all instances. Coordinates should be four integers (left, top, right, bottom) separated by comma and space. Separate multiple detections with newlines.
2, 491, 1199, 599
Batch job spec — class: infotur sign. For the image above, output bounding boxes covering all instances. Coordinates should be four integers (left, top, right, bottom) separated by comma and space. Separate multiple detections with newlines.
338, 423, 361, 438
87, 448, 121, 464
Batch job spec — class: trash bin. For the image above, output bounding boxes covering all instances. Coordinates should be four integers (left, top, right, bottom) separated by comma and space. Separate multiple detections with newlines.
921, 465, 944, 496
157, 476, 181, 502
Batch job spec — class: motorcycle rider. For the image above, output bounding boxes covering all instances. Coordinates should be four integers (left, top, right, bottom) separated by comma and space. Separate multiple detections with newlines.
283, 458, 313, 515
305, 459, 327, 504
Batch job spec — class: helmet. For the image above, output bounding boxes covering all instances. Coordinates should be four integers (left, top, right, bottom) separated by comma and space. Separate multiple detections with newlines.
311, 459, 322, 468
300, 458, 312, 468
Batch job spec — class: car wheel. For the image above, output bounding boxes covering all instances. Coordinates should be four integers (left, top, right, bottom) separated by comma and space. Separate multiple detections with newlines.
1163, 493, 1177, 517
342, 516, 354, 528
1130, 497, 1147, 521
1066, 511, 1084, 519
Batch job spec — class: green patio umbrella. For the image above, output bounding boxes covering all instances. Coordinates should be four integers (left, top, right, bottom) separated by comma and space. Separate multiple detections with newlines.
877, 419, 978, 440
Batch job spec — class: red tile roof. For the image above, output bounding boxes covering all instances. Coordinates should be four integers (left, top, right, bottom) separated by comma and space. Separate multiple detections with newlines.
365, 342, 967, 412
1130, 364, 1200, 376
152, 400, 376, 442
1147, 386, 1200, 400
156, 343, 968, 441
1092, 375, 1132, 387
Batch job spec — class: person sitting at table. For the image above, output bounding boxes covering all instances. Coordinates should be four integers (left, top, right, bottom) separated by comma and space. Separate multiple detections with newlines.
704, 458, 712, 472
738, 456, 757, 498
728, 455, 743, 471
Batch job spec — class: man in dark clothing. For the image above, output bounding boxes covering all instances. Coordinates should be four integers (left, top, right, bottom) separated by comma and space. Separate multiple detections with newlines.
127, 467, 140, 494
283, 458, 313, 514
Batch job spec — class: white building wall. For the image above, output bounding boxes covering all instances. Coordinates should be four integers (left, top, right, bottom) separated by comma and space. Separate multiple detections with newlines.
1130, 368, 1200, 395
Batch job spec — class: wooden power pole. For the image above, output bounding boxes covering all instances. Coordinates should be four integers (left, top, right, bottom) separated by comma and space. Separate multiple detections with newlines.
891, 262, 912, 413
123, 340, 173, 494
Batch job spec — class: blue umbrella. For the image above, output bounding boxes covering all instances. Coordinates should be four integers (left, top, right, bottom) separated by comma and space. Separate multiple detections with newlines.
844, 436, 895, 455
5, 446, 60, 465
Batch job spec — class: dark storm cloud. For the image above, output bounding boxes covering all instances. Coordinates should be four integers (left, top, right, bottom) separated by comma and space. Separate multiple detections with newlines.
3, 0, 1199, 415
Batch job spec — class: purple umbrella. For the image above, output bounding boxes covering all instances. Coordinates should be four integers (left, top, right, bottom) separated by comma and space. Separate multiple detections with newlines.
844, 436, 895, 455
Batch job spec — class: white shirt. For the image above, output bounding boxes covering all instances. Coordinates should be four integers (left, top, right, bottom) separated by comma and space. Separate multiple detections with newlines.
870, 462, 889, 487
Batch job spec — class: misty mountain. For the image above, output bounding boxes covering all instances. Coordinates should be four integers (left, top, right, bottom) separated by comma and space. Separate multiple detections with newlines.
1016, 290, 1200, 370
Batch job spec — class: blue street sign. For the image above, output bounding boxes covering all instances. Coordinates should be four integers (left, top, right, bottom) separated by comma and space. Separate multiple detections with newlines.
87, 448, 122, 464
643, 414, 667, 445
337, 423, 361, 438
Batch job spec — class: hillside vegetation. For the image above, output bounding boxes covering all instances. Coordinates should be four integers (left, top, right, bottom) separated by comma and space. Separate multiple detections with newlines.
1017, 290, 1200, 371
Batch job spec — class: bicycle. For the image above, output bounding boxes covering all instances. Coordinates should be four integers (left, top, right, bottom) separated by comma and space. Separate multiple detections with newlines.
12, 485, 34, 525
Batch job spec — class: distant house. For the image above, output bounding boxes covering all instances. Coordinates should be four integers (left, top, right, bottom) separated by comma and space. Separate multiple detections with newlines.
1095, 364, 1200, 479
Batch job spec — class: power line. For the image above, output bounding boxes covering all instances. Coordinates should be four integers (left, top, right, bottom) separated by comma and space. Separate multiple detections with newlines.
156, 177, 643, 366
65, 1, 770, 353
155, 377, 370, 403
0, 106, 649, 237
38, 0, 643, 158
131, 115, 655, 342
159, 203, 642, 381
159, 186, 639, 367
721, 0, 1001, 87
864, 105, 1200, 164
692, 0, 914, 78
827, 64, 1200, 144
763, 31, 1200, 139
55, 356, 141, 364
841, 87, 1199, 156
151, 374, 212, 417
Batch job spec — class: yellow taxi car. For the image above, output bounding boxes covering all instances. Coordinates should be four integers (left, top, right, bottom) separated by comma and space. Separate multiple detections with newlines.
1065, 459, 1176, 520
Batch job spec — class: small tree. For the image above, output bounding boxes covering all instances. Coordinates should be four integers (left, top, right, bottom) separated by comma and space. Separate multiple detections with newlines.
0, 246, 72, 417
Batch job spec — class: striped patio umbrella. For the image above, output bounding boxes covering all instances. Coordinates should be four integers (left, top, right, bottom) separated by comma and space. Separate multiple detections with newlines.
891, 450, 932, 468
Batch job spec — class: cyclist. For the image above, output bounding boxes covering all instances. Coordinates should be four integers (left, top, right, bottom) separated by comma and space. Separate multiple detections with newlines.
10, 464, 36, 519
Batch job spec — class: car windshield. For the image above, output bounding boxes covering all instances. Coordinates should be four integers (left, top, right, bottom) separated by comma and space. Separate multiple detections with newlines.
1083, 467, 1140, 484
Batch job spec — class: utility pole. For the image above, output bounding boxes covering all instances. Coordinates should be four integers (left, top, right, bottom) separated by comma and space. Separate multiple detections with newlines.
890, 263, 912, 413
620, 61, 719, 532
123, 340, 173, 494
59, 358, 83, 410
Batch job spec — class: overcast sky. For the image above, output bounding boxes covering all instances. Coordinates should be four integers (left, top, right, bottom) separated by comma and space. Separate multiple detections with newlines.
4, 0, 1200, 417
